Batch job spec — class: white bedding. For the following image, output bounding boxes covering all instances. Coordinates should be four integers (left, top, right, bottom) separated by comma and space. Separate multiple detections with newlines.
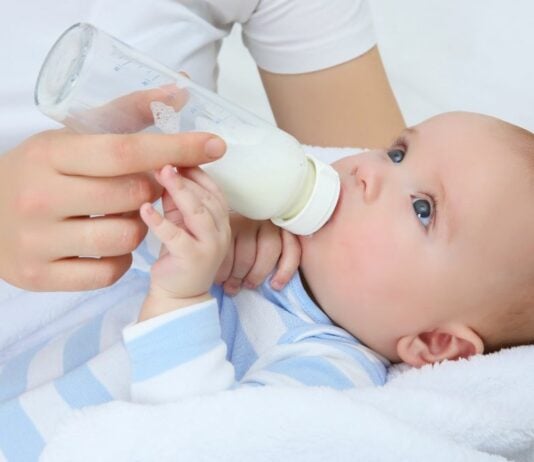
41, 345, 534, 461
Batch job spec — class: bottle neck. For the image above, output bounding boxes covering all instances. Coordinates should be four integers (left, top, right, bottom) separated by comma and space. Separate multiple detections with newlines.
279, 158, 316, 220
271, 153, 340, 235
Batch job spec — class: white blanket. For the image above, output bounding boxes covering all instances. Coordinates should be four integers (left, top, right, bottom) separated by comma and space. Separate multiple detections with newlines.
35, 146, 534, 461
40, 345, 534, 462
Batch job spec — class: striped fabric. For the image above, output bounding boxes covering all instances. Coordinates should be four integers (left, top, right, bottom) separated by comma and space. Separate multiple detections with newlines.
0, 268, 388, 461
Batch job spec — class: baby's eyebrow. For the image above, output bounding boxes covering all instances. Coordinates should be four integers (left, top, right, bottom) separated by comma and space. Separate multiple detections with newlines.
392, 127, 418, 147
403, 126, 419, 138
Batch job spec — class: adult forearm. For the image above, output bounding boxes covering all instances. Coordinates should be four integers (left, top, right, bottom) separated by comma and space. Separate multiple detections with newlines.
260, 46, 405, 148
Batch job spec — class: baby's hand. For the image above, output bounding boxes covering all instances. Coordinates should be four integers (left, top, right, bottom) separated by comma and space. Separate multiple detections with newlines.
139, 165, 231, 301
216, 215, 301, 295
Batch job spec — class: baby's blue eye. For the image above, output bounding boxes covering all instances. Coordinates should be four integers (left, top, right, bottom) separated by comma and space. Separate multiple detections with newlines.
412, 198, 432, 227
387, 149, 405, 163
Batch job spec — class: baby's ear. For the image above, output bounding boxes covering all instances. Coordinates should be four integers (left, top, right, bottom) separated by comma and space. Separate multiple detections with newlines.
396, 324, 484, 367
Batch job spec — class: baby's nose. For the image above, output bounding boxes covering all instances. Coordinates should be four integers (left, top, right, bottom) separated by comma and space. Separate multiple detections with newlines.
352, 160, 383, 203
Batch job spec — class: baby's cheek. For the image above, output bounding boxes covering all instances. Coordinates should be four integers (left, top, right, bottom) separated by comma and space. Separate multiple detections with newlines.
347, 221, 400, 268
343, 225, 406, 289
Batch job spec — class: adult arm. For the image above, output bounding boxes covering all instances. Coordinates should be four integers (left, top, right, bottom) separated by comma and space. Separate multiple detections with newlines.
239, 0, 404, 147
260, 46, 404, 148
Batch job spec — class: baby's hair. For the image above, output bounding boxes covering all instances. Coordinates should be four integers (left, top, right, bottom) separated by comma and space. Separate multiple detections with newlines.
480, 120, 534, 353
482, 289, 534, 353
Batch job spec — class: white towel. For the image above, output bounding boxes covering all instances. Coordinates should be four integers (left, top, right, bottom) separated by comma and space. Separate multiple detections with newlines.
40, 345, 534, 461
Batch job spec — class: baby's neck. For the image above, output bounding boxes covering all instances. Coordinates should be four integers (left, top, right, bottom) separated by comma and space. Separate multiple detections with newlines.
298, 267, 324, 312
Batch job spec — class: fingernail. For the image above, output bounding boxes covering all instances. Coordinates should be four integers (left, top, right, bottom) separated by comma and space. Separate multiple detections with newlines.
144, 204, 154, 215
271, 280, 282, 291
225, 287, 237, 296
225, 282, 239, 293
244, 281, 255, 289
204, 137, 226, 158
166, 165, 177, 176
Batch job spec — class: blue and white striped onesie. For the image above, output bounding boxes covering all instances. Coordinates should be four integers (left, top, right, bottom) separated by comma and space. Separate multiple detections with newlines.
0, 268, 388, 461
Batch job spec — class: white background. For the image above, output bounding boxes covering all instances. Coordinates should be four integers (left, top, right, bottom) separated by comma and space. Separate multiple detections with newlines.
218, 0, 534, 132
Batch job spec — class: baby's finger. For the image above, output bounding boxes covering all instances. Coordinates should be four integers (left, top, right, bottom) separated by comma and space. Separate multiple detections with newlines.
215, 237, 235, 285
178, 169, 229, 229
224, 230, 258, 294
139, 202, 194, 250
271, 230, 301, 291
156, 170, 186, 226
243, 224, 282, 289
158, 165, 218, 241
223, 276, 242, 295
158, 166, 227, 231
180, 167, 228, 210
160, 189, 184, 227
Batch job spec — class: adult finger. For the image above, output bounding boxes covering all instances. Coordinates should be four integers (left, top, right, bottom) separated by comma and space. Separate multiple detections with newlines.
52, 214, 148, 258
32, 254, 133, 292
46, 130, 226, 177
56, 172, 160, 217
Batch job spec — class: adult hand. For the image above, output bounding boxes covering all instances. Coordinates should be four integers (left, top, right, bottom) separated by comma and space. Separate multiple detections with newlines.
0, 128, 225, 292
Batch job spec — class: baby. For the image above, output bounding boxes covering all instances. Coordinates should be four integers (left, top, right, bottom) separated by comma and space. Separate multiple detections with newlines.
124, 111, 534, 403
2, 111, 533, 460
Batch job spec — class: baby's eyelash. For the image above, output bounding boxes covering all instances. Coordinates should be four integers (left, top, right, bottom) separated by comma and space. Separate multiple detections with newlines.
390, 134, 409, 151
425, 191, 439, 229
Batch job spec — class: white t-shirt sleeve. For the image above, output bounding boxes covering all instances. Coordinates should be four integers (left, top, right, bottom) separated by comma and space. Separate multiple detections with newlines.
241, 0, 376, 74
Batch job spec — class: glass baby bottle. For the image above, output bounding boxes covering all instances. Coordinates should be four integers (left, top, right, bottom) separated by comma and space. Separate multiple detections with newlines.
34, 23, 340, 235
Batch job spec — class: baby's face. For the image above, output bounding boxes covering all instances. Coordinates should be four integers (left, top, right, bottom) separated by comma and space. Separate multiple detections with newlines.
299, 112, 534, 360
